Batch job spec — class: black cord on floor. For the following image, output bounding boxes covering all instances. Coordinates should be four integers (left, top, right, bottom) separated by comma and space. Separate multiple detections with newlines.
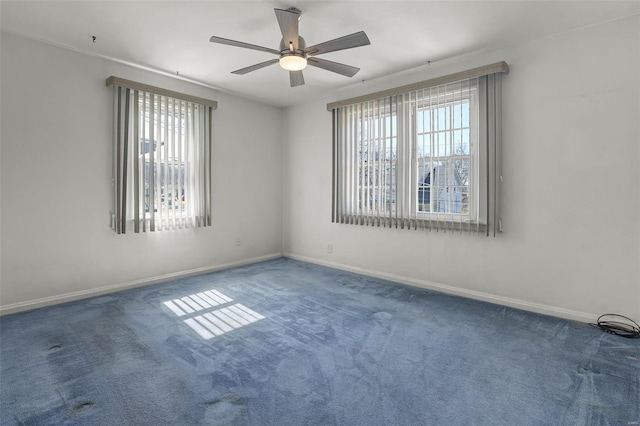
589, 314, 640, 338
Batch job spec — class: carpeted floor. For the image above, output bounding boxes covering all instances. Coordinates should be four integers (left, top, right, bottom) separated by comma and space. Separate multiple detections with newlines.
1, 258, 638, 425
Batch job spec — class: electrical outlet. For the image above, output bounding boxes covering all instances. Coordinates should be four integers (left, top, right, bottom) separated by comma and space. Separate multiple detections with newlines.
236, 237, 241, 247
327, 243, 333, 253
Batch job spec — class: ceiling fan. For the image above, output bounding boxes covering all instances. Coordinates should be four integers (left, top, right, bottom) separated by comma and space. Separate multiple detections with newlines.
209, 7, 370, 87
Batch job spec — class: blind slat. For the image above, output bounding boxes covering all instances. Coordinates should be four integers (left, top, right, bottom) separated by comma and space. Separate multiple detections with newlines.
133, 91, 140, 233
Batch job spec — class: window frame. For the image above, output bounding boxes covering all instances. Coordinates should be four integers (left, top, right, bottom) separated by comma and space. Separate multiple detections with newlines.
413, 86, 478, 223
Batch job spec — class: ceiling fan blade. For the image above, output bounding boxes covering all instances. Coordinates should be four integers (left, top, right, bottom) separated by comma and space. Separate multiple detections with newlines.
305, 31, 370, 56
231, 59, 279, 75
307, 57, 360, 78
209, 36, 280, 55
289, 70, 305, 87
274, 8, 300, 51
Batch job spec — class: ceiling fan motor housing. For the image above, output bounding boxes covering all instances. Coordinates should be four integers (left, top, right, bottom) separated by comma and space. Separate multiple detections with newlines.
279, 36, 306, 54
279, 36, 307, 71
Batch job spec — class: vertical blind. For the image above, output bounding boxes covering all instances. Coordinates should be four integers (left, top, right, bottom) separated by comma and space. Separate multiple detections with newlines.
108, 77, 216, 234
329, 62, 507, 235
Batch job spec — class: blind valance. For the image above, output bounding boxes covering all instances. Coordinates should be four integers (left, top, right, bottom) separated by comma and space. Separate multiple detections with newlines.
327, 62, 508, 110
106, 76, 218, 110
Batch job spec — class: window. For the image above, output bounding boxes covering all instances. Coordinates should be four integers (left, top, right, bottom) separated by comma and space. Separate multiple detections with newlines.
416, 89, 473, 216
330, 63, 507, 235
108, 77, 216, 233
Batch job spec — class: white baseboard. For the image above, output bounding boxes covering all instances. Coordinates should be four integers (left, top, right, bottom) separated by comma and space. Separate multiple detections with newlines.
283, 253, 597, 324
0, 253, 283, 316
2, 252, 598, 323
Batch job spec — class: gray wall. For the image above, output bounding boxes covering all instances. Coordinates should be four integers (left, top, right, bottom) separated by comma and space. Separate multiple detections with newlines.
2, 14, 639, 323
1, 32, 283, 311
282, 15, 640, 322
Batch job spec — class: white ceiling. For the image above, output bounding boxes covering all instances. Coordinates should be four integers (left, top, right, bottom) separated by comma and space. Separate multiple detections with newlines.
2, 1, 638, 107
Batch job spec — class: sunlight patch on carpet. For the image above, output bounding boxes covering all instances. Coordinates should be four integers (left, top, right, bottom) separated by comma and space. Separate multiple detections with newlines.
163, 289, 265, 340
163, 289, 233, 316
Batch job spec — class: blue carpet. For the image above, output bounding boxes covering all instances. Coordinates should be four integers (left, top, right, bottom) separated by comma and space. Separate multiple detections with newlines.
1, 258, 638, 425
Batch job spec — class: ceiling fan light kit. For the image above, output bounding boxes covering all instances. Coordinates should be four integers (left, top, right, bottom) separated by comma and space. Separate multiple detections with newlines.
209, 7, 370, 87
280, 54, 307, 71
